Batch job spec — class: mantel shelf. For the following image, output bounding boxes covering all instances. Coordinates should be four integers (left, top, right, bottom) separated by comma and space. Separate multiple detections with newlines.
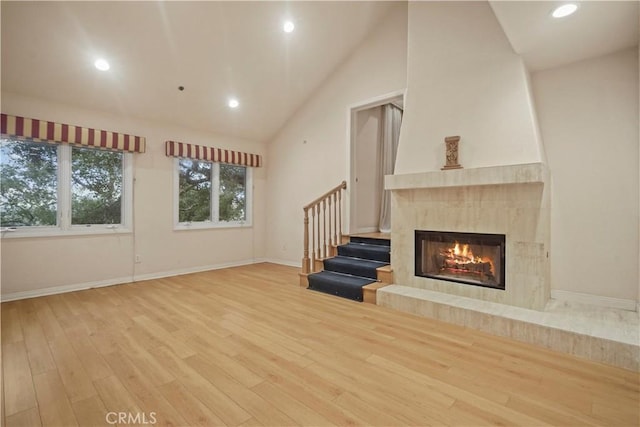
385, 162, 549, 191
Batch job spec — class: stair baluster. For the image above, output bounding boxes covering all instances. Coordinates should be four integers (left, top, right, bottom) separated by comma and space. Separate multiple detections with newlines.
322, 199, 327, 259
332, 193, 337, 251
301, 181, 347, 280
311, 206, 316, 272
316, 204, 321, 271
337, 190, 343, 245
325, 196, 333, 258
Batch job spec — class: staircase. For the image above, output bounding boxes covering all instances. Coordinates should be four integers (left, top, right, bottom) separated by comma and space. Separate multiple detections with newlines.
299, 181, 392, 303
307, 236, 391, 302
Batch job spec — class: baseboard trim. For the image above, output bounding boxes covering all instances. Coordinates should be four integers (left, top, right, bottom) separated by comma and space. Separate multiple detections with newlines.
550, 290, 637, 311
132, 259, 259, 282
1, 258, 273, 302
1, 276, 134, 302
261, 258, 301, 268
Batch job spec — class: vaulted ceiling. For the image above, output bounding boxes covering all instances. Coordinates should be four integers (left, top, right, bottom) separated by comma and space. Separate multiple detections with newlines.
490, 1, 639, 71
2, 1, 638, 142
1, 1, 396, 142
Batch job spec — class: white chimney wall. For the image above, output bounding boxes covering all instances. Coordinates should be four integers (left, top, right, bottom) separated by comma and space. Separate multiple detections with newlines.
395, 1, 544, 174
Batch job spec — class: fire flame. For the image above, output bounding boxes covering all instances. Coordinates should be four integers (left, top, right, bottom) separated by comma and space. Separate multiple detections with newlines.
436, 241, 497, 282
449, 243, 484, 264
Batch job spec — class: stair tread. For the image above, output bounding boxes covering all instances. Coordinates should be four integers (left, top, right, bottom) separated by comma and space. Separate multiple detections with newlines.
307, 271, 375, 302
338, 242, 390, 263
309, 270, 375, 284
343, 242, 390, 250
324, 256, 387, 268
350, 236, 391, 247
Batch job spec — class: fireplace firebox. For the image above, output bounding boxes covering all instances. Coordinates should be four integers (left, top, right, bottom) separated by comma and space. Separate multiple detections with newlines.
415, 230, 506, 290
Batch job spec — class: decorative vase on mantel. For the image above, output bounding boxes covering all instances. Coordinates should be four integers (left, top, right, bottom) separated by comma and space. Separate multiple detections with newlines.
441, 135, 462, 170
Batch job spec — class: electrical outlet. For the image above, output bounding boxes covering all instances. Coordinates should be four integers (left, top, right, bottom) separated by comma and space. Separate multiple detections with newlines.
135, 254, 142, 263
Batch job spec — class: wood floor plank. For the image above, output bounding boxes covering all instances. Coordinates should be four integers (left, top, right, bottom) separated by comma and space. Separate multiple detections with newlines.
157, 380, 228, 427
93, 375, 142, 416
505, 394, 602, 427
333, 391, 407, 426
17, 309, 56, 375
70, 396, 111, 427
61, 325, 112, 381
147, 345, 252, 426
47, 336, 97, 403
305, 354, 452, 426
4, 407, 42, 427
1, 263, 638, 427
250, 380, 334, 426
2, 341, 37, 416
30, 299, 65, 342
175, 374, 252, 426
1, 303, 24, 344
100, 351, 188, 427
366, 353, 553, 426
131, 314, 196, 359
32, 370, 79, 427
185, 354, 298, 426
229, 335, 344, 404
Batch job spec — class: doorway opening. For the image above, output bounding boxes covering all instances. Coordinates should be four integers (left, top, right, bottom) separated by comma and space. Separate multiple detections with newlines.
348, 91, 403, 235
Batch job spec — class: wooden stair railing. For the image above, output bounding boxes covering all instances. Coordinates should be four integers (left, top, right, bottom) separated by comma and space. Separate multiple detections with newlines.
300, 181, 347, 285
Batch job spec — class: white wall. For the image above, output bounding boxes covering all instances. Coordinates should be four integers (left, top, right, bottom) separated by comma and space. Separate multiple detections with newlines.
395, 1, 543, 174
1, 92, 267, 299
532, 48, 639, 301
265, 3, 408, 265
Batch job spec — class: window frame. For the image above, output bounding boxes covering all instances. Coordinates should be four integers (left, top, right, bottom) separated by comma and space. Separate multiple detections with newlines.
0, 138, 133, 238
173, 158, 253, 230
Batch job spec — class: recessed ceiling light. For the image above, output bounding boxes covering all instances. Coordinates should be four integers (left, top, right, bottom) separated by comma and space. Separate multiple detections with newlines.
552, 3, 578, 18
283, 21, 295, 33
228, 98, 239, 109
94, 58, 110, 71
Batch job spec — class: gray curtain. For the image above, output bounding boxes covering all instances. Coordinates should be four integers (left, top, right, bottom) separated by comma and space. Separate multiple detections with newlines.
378, 103, 402, 233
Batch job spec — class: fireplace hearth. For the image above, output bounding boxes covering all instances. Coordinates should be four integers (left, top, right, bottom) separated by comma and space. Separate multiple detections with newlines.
415, 230, 505, 290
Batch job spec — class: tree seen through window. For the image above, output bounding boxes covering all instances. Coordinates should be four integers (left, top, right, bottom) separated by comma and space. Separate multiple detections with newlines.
0, 138, 125, 228
178, 159, 247, 224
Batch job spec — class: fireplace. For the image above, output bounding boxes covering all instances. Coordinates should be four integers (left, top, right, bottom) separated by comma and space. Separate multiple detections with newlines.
415, 230, 506, 290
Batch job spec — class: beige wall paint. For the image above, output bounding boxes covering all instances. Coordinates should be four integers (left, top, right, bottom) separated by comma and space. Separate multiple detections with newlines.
532, 48, 639, 301
1, 92, 266, 298
265, 4, 408, 265
395, 1, 543, 174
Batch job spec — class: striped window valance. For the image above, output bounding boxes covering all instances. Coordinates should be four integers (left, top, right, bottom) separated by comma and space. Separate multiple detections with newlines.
165, 140, 262, 167
1, 113, 146, 153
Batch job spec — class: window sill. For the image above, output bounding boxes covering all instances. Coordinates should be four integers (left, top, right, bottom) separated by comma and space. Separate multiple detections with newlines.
0, 226, 133, 239
174, 222, 252, 231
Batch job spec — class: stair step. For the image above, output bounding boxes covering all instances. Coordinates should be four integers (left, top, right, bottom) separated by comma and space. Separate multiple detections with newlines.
363, 282, 390, 304
350, 236, 391, 247
376, 265, 394, 284
323, 256, 386, 280
306, 235, 391, 303
307, 271, 375, 302
338, 242, 390, 263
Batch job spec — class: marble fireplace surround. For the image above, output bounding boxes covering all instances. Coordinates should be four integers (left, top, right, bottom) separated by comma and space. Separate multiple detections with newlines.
381, 163, 639, 370
385, 162, 550, 310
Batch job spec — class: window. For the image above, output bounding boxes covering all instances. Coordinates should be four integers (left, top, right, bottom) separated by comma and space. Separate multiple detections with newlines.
0, 139, 58, 227
0, 137, 132, 236
71, 146, 123, 225
175, 158, 251, 228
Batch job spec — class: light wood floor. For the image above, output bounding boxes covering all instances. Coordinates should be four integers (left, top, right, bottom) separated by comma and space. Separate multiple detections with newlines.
2, 263, 638, 427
